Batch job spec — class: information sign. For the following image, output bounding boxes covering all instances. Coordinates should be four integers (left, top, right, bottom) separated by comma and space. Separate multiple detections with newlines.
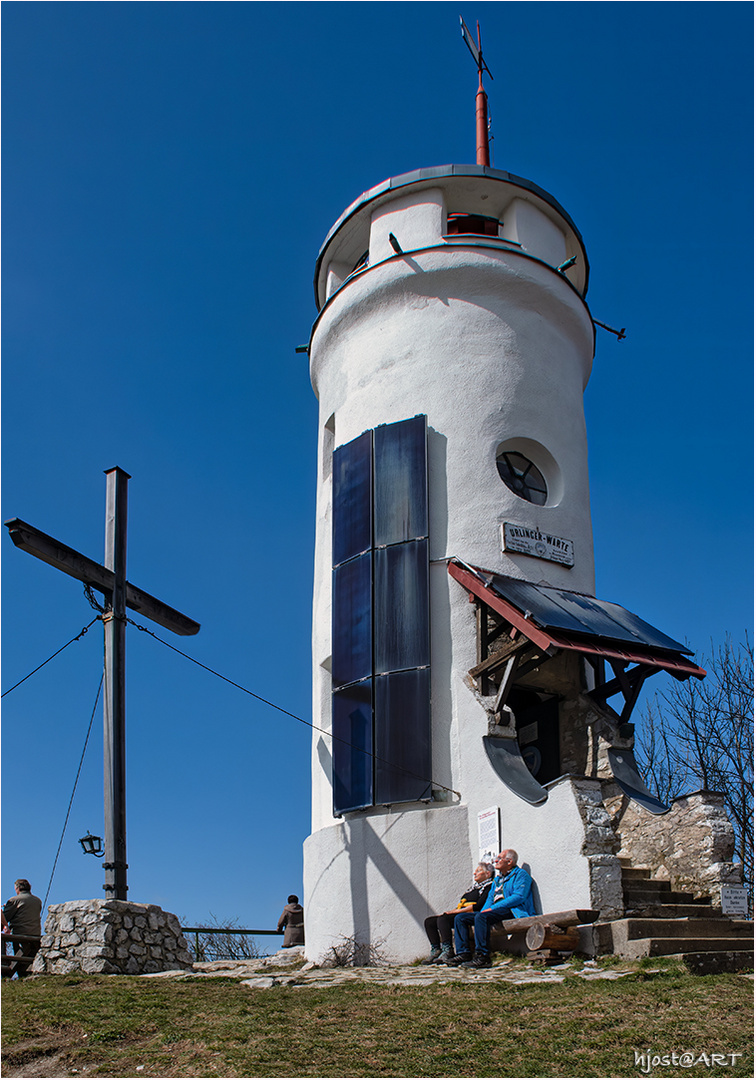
478, 805, 500, 863
502, 522, 574, 567
720, 886, 750, 917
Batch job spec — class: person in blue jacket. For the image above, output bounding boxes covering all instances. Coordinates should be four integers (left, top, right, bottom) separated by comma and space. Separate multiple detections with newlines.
449, 848, 535, 968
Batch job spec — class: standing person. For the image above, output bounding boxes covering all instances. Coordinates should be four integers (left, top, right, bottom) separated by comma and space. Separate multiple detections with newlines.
2, 879, 42, 976
277, 894, 304, 947
449, 849, 535, 968
422, 861, 494, 964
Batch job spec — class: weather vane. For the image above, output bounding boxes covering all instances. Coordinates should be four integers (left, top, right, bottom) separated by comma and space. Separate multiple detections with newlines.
460, 16, 494, 166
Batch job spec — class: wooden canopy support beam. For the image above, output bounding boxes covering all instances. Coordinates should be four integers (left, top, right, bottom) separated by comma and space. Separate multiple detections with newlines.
494, 655, 518, 715
469, 631, 531, 680
486, 613, 511, 648
588, 662, 655, 708
476, 603, 492, 695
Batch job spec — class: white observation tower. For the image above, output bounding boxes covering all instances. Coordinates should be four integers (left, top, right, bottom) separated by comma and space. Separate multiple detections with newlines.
302, 24, 703, 963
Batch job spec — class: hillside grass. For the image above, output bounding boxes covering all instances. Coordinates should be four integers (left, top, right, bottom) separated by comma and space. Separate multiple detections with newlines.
2, 969, 753, 1078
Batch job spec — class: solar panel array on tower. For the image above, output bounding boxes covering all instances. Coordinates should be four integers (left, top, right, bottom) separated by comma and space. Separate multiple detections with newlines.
331, 415, 431, 814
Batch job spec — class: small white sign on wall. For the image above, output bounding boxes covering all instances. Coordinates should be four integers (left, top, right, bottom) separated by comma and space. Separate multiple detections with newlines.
720, 886, 750, 917
478, 805, 500, 864
502, 522, 575, 567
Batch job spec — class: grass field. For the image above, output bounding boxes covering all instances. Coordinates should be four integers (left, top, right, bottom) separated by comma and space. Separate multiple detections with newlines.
2, 968, 753, 1078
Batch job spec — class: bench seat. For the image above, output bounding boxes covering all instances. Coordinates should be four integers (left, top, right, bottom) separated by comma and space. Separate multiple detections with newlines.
484, 909, 600, 954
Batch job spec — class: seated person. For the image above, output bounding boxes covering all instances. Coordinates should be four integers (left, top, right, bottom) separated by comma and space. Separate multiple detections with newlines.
422, 862, 494, 964
449, 848, 535, 969
2, 879, 42, 977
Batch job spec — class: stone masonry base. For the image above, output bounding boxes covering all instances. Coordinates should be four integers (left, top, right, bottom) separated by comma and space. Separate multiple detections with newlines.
32, 899, 194, 975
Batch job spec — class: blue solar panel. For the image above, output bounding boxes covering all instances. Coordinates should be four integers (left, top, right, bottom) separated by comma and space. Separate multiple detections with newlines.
332, 554, 372, 688
333, 681, 373, 814
374, 539, 430, 674
374, 668, 431, 805
333, 430, 372, 567
373, 416, 428, 547
331, 416, 431, 814
486, 572, 691, 654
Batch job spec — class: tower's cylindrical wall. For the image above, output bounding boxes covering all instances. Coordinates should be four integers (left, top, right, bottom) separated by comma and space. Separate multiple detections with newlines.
304, 173, 599, 962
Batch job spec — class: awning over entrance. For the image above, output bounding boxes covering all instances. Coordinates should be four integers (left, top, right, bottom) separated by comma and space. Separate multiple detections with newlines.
448, 560, 706, 814
448, 560, 706, 681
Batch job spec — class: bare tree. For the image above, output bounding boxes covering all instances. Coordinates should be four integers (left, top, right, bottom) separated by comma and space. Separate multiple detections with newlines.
324, 934, 388, 968
636, 635, 753, 898
188, 915, 265, 962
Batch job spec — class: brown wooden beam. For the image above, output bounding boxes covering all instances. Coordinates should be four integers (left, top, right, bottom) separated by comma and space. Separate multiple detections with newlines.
497, 909, 600, 933
469, 632, 530, 679
587, 663, 653, 704
5, 518, 200, 636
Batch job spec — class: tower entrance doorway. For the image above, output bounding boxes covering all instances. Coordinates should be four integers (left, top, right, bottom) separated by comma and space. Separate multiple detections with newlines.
507, 687, 561, 785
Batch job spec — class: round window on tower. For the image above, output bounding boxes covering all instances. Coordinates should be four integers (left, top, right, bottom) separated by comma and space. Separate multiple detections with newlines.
496, 451, 548, 506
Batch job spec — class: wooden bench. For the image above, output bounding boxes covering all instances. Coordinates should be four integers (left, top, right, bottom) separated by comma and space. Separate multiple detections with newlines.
1, 934, 41, 978
485, 909, 600, 962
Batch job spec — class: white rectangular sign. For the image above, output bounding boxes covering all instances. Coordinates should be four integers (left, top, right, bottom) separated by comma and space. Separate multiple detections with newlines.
502, 522, 575, 567
477, 805, 500, 864
720, 886, 750, 917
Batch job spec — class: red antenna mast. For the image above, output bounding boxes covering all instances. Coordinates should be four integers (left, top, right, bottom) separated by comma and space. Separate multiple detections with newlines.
460, 16, 494, 166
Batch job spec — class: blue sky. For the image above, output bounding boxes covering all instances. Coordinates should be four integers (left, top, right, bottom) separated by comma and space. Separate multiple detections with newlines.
2, 2, 752, 941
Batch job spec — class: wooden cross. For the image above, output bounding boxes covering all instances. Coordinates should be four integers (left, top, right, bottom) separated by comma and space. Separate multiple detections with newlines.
5, 467, 200, 900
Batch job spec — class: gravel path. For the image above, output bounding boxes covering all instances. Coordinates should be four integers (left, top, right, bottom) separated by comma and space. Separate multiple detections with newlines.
140, 947, 639, 989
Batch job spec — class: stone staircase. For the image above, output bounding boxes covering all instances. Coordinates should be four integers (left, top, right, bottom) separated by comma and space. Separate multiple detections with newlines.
594, 865, 754, 974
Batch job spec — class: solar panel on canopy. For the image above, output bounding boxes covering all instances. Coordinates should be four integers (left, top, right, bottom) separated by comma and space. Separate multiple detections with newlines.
332, 553, 372, 689
373, 416, 428, 547
486, 572, 691, 654
333, 430, 372, 567
374, 539, 430, 674
333, 681, 373, 814
374, 668, 431, 805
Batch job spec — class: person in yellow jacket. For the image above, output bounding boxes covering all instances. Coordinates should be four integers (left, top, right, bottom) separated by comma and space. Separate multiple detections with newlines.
421, 862, 494, 964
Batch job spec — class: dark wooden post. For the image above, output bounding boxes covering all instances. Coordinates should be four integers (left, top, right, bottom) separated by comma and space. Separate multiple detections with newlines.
103, 467, 130, 900
5, 471, 199, 901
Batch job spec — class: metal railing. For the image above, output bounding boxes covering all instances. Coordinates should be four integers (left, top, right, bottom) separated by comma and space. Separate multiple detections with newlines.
181, 926, 283, 962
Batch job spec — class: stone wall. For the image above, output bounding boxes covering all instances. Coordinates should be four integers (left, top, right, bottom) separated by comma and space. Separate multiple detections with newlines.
570, 778, 623, 919
32, 899, 194, 975
611, 790, 742, 904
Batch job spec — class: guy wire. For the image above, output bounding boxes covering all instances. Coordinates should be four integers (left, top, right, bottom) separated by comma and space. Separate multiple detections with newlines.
43, 673, 104, 908
126, 617, 460, 800
1, 617, 100, 698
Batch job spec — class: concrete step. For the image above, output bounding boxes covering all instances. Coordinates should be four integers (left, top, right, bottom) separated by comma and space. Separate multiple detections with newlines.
674, 950, 755, 975
593, 918, 754, 958
618, 918, 753, 942
621, 867, 653, 880
622, 937, 754, 959
623, 877, 671, 893
623, 887, 709, 906
624, 904, 721, 919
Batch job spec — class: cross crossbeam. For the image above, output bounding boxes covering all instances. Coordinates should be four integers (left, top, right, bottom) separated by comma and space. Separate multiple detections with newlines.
5, 519, 200, 637
4, 468, 200, 900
